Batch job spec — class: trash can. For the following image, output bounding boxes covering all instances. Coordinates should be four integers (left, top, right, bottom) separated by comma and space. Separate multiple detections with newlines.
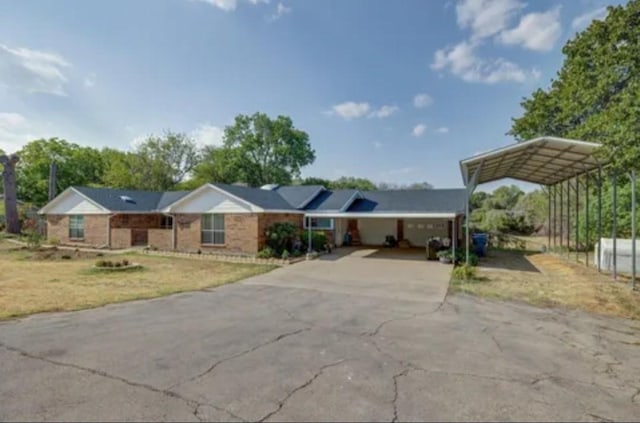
472, 233, 488, 257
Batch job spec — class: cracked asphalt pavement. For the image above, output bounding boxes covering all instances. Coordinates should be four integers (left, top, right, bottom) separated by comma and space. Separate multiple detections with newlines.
1, 249, 639, 422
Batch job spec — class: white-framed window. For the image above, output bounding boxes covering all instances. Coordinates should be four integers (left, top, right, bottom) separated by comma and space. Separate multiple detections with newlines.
69, 215, 84, 240
304, 217, 334, 230
201, 214, 225, 245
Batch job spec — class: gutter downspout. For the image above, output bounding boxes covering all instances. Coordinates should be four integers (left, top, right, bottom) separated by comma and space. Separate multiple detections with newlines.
107, 214, 113, 248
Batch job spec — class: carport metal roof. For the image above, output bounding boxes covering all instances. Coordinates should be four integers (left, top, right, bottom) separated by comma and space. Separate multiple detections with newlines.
459, 137, 603, 188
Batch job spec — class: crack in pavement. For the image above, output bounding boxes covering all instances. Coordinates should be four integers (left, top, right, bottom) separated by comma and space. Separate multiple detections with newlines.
391, 369, 409, 423
170, 327, 311, 390
257, 359, 348, 422
0, 342, 245, 423
585, 412, 614, 422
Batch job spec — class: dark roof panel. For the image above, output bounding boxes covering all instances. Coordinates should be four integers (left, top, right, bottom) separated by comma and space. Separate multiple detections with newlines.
304, 189, 359, 211
210, 183, 296, 210
274, 185, 324, 208
346, 189, 466, 214
73, 186, 164, 212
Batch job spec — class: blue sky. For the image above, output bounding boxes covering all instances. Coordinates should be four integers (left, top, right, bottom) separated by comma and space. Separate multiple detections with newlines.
0, 0, 623, 191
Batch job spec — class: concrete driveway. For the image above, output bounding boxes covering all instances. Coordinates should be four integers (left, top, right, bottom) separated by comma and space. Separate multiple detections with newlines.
1, 248, 639, 422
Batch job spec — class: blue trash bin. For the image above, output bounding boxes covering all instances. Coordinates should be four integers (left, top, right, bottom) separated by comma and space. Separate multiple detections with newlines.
472, 233, 488, 257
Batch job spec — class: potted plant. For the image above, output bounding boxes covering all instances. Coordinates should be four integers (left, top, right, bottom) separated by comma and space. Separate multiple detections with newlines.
437, 250, 453, 264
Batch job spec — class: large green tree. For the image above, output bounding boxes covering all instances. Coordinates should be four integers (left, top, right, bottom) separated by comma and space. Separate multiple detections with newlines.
16, 138, 104, 205
217, 113, 315, 186
103, 131, 200, 191
509, 0, 640, 246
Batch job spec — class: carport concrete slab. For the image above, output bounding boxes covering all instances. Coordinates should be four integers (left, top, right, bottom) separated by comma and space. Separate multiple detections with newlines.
1, 250, 640, 422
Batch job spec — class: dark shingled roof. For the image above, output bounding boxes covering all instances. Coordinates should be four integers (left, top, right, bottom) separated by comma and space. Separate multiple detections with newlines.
73, 186, 191, 212
346, 189, 466, 214
304, 189, 359, 211
274, 185, 324, 209
210, 183, 297, 210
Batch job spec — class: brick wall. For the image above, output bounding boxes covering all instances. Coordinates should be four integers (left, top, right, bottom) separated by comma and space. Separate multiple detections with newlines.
257, 213, 304, 250
148, 229, 172, 250
175, 213, 261, 254
110, 228, 132, 249
46, 214, 109, 247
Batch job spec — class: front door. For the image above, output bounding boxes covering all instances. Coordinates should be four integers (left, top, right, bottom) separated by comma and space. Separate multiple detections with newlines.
131, 229, 148, 246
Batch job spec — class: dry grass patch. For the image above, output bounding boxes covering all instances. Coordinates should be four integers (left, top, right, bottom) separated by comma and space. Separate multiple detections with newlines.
0, 240, 275, 320
451, 250, 640, 320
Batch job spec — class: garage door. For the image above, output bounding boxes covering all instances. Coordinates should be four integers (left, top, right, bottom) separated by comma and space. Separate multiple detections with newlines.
358, 219, 396, 245
404, 219, 448, 247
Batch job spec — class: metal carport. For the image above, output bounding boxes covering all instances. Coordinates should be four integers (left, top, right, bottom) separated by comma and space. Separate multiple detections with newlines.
459, 136, 637, 289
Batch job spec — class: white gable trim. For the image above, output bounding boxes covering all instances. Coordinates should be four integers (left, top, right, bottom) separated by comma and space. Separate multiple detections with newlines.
39, 187, 111, 215
162, 183, 264, 213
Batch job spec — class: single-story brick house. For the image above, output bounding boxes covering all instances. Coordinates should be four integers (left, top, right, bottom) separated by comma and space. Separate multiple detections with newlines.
39, 183, 466, 254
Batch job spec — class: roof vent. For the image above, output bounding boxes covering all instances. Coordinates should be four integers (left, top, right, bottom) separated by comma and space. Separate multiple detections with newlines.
120, 195, 136, 204
260, 184, 279, 191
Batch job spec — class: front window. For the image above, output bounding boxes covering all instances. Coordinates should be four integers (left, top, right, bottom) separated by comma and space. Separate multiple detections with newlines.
69, 215, 84, 240
304, 217, 334, 230
201, 214, 225, 245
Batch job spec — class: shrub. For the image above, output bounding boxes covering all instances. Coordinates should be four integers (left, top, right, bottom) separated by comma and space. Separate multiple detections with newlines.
122, 259, 129, 266
61, 254, 72, 260
291, 249, 303, 258
105, 260, 114, 267
437, 250, 453, 260
257, 247, 276, 259
24, 230, 42, 249
454, 248, 478, 266
96, 252, 104, 257
95, 259, 106, 267
451, 264, 477, 281
281, 250, 290, 259
114, 262, 122, 268
310, 231, 328, 252
265, 222, 299, 255
48, 236, 60, 246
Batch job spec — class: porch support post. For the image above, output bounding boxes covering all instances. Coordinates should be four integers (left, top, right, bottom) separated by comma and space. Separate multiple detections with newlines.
465, 194, 470, 265
307, 217, 312, 253
612, 170, 618, 281
451, 218, 456, 265
631, 169, 637, 290
597, 166, 603, 272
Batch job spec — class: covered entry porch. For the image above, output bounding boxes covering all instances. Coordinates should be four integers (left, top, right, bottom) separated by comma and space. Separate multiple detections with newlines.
305, 213, 464, 249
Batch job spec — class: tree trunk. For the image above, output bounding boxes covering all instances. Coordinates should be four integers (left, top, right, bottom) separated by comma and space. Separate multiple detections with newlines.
0, 154, 20, 234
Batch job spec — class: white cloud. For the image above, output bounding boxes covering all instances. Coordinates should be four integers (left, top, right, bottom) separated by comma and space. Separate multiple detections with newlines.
412, 124, 427, 137
327, 101, 371, 120
498, 6, 562, 52
373, 141, 383, 150
413, 93, 433, 108
83, 73, 96, 88
435, 126, 450, 134
431, 40, 538, 84
191, 124, 224, 147
572, 6, 608, 30
369, 105, 398, 119
195, 0, 268, 11
0, 113, 36, 153
269, 2, 291, 20
0, 44, 71, 96
456, 0, 524, 40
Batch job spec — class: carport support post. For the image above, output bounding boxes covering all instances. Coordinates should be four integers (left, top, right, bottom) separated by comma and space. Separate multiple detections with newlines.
451, 219, 456, 265
307, 217, 312, 254
566, 179, 571, 257
560, 182, 564, 252
547, 186, 551, 250
597, 166, 603, 272
553, 184, 557, 250
465, 190, 470, 265
631, 169, 637, 290
612, 170, 618, 281
585, 173, 589, 267
576, 176, 579, 263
